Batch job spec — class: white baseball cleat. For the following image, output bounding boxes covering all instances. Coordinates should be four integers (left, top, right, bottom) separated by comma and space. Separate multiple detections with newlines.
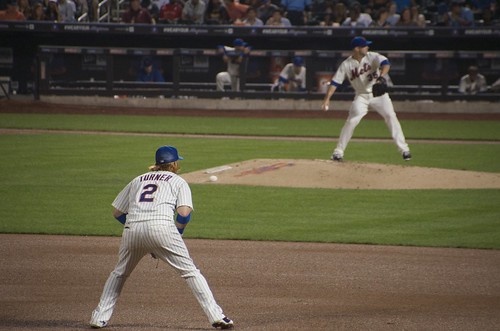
212, 316, 234, 329
90, 321, 108, 329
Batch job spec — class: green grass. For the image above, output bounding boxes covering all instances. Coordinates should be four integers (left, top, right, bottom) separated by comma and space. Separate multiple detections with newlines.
1, 113, 500, 140
1, 131, 499, 249
191, 186, 500, 249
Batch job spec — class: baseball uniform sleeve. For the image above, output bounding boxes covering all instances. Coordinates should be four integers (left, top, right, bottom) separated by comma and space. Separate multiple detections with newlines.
177, 179, 194, 210
112, 181, 132, 213
278, 63, 292, 82
331, 61, 347, 87
374, 52, 390, 69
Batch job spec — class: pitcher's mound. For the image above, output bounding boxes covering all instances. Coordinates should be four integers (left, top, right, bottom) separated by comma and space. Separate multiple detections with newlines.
182, 159, 500, 189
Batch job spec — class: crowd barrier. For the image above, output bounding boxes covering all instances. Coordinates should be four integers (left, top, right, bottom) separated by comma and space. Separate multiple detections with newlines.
34, 45, 500, 101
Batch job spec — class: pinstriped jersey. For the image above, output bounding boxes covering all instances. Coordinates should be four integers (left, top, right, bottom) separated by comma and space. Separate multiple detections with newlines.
331, 51, 389, 94
112, 171, 193, 223
279, 63, 306, 90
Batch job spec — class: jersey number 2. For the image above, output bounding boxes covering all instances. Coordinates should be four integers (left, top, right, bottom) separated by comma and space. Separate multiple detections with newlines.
139, 184, 158, 202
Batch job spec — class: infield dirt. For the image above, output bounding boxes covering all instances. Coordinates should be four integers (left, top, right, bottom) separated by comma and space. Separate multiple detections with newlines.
1, 99, 500, 330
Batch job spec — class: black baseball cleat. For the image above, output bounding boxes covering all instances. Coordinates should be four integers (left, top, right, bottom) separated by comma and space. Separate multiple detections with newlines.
212, 317, 234, 329
331, 153, 343, 162
403, 151, 412, 161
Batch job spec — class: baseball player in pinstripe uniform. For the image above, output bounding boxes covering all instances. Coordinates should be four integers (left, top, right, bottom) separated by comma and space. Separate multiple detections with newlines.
321, 36, 411, 162
90, 146, 233, 329
216, 38, 251, 92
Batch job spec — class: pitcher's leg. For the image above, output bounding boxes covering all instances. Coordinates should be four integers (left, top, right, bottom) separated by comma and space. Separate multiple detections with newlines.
334, 95, 369, 157
372, 94, 410, 154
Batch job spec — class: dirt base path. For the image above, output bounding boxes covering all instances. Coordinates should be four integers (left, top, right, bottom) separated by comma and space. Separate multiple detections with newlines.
1, 234, 499, 331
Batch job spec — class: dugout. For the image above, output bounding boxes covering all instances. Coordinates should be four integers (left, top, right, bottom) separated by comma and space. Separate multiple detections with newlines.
1, 22, 500, 101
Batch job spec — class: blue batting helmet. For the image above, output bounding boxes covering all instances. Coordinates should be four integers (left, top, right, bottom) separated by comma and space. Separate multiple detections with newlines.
155, 146, 184, 164
292, 56, 304, 66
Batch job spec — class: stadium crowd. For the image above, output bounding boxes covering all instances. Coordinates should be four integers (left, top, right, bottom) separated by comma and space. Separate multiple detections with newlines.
0, 0, 498, 26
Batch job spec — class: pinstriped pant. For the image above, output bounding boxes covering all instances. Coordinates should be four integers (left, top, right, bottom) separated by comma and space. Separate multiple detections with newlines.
90, 220, 225, 325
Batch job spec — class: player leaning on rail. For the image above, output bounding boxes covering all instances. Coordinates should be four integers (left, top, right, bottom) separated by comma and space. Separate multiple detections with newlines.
321, 36, 412, 162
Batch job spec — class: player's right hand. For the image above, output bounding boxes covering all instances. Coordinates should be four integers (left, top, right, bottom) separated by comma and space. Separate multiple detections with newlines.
321, 102, 330, 112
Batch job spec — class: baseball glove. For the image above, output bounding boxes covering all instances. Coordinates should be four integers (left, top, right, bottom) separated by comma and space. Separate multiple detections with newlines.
372, 77, 388, 97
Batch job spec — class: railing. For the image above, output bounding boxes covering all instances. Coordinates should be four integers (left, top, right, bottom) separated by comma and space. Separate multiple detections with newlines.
97, 0, 111, 23
35, 46, 500, 101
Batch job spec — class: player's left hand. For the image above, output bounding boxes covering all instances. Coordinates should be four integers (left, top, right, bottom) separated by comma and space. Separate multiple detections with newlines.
372, 77, 388, 97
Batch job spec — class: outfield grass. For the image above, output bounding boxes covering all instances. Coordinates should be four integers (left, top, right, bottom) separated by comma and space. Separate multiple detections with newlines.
1, 113, 500, 140
1, 129, 499, 249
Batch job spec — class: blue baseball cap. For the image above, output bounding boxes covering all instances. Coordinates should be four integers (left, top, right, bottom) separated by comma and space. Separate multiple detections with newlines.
233, 38, 245, 46
351, 36, 372, 49
155, 146, 183, 164
292, 56, 304, 66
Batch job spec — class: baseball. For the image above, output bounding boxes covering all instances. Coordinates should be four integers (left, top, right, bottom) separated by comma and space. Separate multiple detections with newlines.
209, 175, 218, 182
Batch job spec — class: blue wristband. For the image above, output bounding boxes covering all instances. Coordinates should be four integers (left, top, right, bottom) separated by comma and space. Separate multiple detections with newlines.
176, 213, 191, 225
115, 213, 127, 225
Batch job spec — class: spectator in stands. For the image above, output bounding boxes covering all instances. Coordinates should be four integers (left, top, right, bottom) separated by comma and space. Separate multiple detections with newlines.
222, 0, 248, 23
73, 0, 88, 21
58, 0, 76, 22
410, 4, 426, 27
0, 0, 26, 20
141, 0, 160, 23
257, 0, 278, 23
331, 2, 347, 26
280, 0, 311, 26
45, 0, 61, 21
122, 0, 155, 24
458, 65, 487, 94
216, 38, 251, 92
271, 56, 306, 92
396, 7, 418, 26
159, 0, 183, 24
342, 1, 372, 27
393, 0, 413, 13
181, 0, 206, 23
372, 0, 390, 12
137, 57, 165, 82
242, 6, 264, 25
88, 0, 98, 21
28, 2, 45, 20
477, 6, 495, 25
471, 0, 496, 12
448, 0, 474, 26
311, 0, 334, 24
17, 0, 31, 19
434, 0, 450, 25
265, 7, 292, 25
205, 0, 229, 24
385, 1, 400, 25
369, 7, 390, 26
